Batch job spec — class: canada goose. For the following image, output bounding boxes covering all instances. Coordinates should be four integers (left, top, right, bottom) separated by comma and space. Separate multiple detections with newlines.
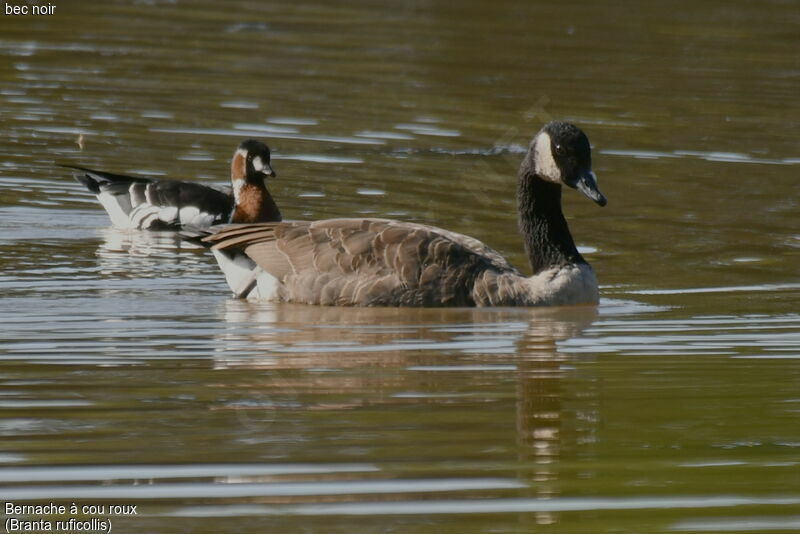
68, 139, 280, 229
203, 121, 606, 307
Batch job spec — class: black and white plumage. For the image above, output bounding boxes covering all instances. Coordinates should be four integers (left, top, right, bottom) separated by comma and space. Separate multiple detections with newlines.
203, 121, 607, 307
69, 139, 281, 230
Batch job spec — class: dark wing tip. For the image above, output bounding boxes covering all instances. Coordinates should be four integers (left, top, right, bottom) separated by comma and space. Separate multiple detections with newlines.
179, 226, 215, 248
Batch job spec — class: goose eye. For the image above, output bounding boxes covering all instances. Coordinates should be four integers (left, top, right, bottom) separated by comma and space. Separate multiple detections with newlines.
554, 144, 564, 156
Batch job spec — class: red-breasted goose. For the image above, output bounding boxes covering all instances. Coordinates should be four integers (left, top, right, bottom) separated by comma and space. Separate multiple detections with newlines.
68, 139, 281, 230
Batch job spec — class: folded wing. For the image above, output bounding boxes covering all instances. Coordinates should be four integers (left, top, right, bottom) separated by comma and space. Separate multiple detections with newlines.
204, 218, 521, 306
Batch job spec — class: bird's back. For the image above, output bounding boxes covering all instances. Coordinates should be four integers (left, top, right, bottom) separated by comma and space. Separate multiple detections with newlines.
71, 166, 233, 229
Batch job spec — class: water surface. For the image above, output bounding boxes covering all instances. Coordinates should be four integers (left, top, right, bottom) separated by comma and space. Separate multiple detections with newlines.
1, 1, 799, 532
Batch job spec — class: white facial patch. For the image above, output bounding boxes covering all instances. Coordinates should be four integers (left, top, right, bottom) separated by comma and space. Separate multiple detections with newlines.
252, 156, 264, 173
533, 132, 562, 184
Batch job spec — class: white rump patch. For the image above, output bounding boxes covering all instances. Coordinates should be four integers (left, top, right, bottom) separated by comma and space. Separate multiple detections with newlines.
533, 131, 561, 184
252, 269, 279, 300
212, 249, 280, 300
97, 191, 136, 229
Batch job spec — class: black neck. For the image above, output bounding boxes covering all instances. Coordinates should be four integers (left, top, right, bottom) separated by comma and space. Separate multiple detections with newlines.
261, 187, 282, 222
517, 173, 585, 274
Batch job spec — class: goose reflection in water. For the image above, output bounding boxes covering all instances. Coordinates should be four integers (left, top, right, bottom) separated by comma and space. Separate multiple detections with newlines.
213, 300, 598, 368
210, 299, 598, 514
95, 227, 212, 279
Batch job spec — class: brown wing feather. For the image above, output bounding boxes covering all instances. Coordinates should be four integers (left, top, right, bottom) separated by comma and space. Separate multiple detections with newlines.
205, 218, 515, 307
203, 223, 278, 247
397, 221, 517, 274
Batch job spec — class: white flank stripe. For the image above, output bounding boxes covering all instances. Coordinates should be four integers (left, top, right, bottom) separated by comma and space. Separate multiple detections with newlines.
178, 206, 200, 225
130, 204, 160, 228
158, 206, 179, 223
145, 183, 156, 205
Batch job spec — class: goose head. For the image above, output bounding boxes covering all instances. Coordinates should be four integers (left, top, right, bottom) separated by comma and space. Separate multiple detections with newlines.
231, 139, 276, 185
524, 121, 606, 206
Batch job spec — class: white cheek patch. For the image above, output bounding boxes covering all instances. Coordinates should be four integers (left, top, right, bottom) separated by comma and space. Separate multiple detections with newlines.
252, 156, 264, 173
534, 132, 562, 184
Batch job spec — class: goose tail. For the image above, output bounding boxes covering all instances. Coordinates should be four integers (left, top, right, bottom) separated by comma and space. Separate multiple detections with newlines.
185, 225, 277, 300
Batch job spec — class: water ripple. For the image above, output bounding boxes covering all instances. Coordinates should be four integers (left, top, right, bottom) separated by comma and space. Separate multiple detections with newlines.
166, 495, 800, 517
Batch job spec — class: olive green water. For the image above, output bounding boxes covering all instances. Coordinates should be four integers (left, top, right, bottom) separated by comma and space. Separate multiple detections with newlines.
1, 1, 799, 532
